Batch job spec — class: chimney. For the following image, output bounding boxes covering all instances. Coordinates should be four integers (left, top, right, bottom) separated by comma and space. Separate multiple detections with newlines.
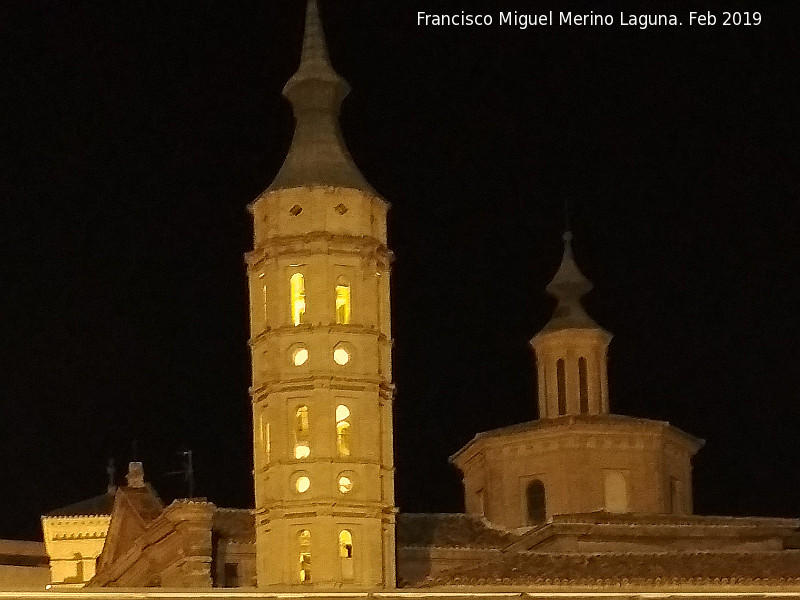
126, 461, 146, 488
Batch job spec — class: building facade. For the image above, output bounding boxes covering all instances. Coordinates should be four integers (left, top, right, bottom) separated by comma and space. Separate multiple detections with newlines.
452, 233, 703, 528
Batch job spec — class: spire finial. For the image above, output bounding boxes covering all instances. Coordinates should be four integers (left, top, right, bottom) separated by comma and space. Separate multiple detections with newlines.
562, 229, 573, 255
267, 0, 376, 194
285, 0, 342, 92
541, 232, 597, 332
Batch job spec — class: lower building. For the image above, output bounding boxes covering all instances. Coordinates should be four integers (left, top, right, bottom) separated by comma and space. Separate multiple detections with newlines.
0, 539, 49, 591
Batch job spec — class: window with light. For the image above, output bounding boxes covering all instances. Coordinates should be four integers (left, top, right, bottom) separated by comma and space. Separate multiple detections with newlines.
338, 475, 353, 494
339, 530, 354, 580
336, 404, 351, 457
335, 280, 351, 324
292, 347, 309, 366
290, 273, 306, 326
295, 406, 310, 459
298, 530, 311, 583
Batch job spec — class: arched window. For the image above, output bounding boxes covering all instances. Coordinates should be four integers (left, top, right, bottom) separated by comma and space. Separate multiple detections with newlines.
335, 279, 351, 324
336, 405, 351, 457
526, 480, 546, 524
290, 273, 306, 326
556, 359, 566, 415
578, 357, 589, 414
298, 530, 311, 583
339, 530, 354, 580
294, 406, 310, 459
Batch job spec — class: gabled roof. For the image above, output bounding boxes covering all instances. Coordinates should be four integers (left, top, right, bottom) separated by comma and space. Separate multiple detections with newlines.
44, 491, 115, 518
398, 513, 521, 550
94, 484, 164, 571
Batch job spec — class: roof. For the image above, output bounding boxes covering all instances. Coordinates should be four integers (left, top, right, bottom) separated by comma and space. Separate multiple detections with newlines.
267, 0, 377, 195
118, 484, 163, 524
212, 508, 255, 543
421, 549, 800, 586
451, 413, 705, 463
45, 490, 115, 517
398, 513, 521, 549
0, 540, 48, 567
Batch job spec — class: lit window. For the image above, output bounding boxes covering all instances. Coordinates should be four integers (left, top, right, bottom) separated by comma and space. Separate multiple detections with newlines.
338, 475, 353, 494
290, 273, 306, 326
295, 406, 310, 459
556, 358, 566, 415
292, 347, 309, 366
336, 280, 351, 324
259, 412, 271, 463
333, 347, 350, 366
262, 283, 268, 323
295, 475, 310, 494
336, 405, 351, 457
339, 530, 354, 580
298, 530, 311, 583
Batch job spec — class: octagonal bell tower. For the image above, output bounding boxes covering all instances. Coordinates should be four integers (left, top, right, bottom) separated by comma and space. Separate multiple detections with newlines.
246, 0, 395, 588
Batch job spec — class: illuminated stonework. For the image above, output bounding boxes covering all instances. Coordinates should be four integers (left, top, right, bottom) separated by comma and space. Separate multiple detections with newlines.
246, 0, 395, 588
451, 233, 703, 528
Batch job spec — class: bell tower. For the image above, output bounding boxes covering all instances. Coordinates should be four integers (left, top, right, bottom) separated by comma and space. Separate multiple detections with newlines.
246, 0, 395, 588
530, 231, 612, 419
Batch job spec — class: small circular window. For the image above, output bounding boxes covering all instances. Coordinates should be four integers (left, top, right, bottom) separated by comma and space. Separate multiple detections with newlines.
292, 347, 309, 366
333, 347, 350, 366
338, 475, 353, 494
295, 475, 311, 494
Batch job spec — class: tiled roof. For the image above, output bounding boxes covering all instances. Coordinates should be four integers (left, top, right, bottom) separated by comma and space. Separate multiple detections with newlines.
213, 508, 254, 543
422, 550, 800, 586
45, 491, 115, 517
451, 414, 704, 462
398, 513, 521, 549
116, 484, 164, 525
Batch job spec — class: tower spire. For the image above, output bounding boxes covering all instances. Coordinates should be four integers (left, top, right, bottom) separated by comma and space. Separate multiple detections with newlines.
268, 0, 375, 194
541, 231, 597, 332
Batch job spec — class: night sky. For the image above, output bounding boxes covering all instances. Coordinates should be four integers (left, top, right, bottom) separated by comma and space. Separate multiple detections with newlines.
2, 0, 798, 540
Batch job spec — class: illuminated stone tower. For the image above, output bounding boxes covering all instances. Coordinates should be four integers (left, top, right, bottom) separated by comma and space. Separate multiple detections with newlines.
246, 0, 395, 588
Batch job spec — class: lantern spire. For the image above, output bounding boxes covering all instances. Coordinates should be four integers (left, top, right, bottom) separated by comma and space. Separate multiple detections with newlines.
541, 231, 598, 332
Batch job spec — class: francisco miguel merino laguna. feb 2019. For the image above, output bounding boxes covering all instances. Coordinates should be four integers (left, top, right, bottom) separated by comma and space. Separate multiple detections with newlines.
416, 11, 763, 29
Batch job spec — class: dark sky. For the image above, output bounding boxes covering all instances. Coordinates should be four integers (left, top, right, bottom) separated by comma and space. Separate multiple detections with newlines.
1, 0, 798, 539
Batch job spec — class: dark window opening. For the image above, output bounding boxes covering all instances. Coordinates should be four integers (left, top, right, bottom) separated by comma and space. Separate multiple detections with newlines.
556, 359, 566, 415
526, 479, 546, 524
579, 357, 589, 414
224, 563, 240, 588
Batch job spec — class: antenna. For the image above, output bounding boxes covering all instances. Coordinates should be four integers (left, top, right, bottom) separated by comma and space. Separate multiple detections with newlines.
166, 449, 195, 499
564, 197, 571, 235
131, 440, 139, 462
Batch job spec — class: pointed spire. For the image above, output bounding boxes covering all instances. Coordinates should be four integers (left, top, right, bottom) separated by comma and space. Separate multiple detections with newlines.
268, 0, 375, 194
541, 231, 598, 332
